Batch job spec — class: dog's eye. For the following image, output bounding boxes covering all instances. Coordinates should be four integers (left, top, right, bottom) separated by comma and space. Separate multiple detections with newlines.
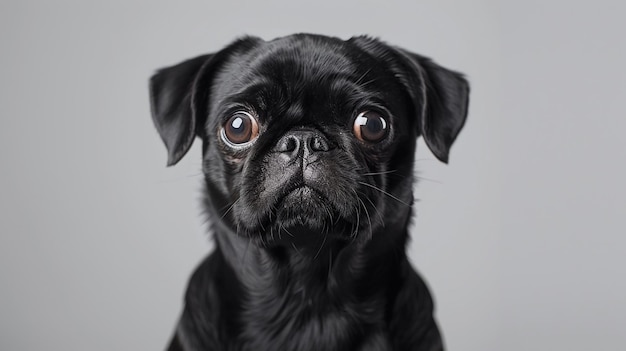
353, 111, 388, 143
222, 111, 259, 146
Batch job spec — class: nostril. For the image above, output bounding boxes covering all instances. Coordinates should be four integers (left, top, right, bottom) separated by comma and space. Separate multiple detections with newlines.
277, 136, 298, 153
274, 130, 333, 154
310, 136, 330, 152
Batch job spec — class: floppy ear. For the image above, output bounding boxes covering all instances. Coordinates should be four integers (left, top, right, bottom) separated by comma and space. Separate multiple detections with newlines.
395, 50, 469, 163
149, 54, 212, 166
149, 36, 262, 166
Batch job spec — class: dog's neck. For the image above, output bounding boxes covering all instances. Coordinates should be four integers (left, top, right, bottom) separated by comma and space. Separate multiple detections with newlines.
210, 222, 410, 349
198, 180, 417, 348
217, 231, 382, 294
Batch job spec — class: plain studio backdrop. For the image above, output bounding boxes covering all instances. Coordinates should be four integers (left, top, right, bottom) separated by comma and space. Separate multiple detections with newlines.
1, 1, 625, 350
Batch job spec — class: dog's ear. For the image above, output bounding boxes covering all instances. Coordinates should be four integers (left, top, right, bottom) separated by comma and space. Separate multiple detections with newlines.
395, 50, 469, 163
149, 37, 261, 166
349, 36, 469, 163
149, 54, 212, 166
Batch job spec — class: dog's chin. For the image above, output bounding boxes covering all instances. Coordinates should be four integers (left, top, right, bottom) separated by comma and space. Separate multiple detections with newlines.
276, 186, 331, 226
251, 186, 355, 247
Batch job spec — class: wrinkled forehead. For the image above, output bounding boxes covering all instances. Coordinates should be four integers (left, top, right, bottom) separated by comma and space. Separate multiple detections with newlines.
246, 39, 357, 85
211, 38, 394, 119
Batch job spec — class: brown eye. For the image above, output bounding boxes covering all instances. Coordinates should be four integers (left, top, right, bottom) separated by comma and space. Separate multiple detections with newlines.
353, 111, 388, 143
222, 111, 259, 146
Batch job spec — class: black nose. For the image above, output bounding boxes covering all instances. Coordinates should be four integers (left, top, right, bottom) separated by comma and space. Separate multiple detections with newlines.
273, 129, 333, 157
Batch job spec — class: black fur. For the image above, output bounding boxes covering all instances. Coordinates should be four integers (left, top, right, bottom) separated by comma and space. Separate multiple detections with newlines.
149, 34, 469, 351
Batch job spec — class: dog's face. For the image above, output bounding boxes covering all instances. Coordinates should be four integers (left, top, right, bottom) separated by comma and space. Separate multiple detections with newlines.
150, 34, 468, 248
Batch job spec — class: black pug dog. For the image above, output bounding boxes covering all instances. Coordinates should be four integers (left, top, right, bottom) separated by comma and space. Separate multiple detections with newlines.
149, 34, 468, 351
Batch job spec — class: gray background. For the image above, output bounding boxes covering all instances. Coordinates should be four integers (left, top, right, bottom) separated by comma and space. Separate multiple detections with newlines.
1, 0, 624, 350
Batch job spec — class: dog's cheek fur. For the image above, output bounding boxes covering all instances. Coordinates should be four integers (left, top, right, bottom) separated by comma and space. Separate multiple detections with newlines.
201, 140, 254, 235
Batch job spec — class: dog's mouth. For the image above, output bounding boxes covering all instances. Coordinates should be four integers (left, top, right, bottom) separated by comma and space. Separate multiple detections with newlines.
274, 185, 338, 230
231, 153, 370, 246
227, 173, 390, 248
231, 182, 356, 247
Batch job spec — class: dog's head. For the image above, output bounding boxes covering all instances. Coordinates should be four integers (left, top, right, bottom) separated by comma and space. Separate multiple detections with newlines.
150, 34, 468, 248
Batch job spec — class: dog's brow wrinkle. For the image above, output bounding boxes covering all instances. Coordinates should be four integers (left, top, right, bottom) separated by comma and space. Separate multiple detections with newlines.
285, 102, 304, 119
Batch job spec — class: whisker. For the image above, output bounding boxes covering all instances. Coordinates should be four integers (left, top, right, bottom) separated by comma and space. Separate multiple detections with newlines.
357, 197, 373, 239
360, 170, 412, 183
238, 226, 251, 268
291, 242, 303, 257
415, 176, 443, 184
327, 250, 333, 281
220, 199, 238, 219
359, 191, 384, 223
281, 224, 294, 237
350, 189, 361, 238
360, 170, 398, 176
358, 181, 411, 207
323, 204, 334, 223
313, 233, 327, 261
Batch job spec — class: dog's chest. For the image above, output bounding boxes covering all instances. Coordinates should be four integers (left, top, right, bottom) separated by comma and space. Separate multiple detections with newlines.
235, 298, 390, 351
